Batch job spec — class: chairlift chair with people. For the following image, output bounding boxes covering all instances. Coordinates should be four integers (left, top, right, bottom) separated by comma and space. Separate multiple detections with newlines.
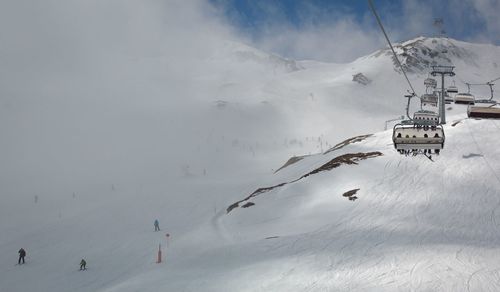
392, 122, 445, 155
421, 93, 439, 107
413, 110, 439, 126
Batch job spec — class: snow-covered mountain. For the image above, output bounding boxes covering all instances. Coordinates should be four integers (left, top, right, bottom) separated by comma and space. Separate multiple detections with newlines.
1, 36, 500, 292
370, 36, 500, 78
214, 41, 304, 73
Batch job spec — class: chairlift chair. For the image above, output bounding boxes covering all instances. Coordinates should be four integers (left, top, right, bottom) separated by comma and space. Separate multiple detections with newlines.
474, 98, 496, 104
467, 103, 500, 119
447, 85, 458, 94
447, 81, 458, 94
421, 93, 439, 107
393, 123, 444, 155
454, 93, 475, 104
413, 110, 439, 126
424, 78, 437, 89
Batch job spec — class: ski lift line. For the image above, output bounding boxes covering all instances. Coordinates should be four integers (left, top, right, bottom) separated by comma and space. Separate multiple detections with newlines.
384, 116, 405, 130
399, 94, 416, 120
461, 76, 500, 86
367, 0, 417, 97
462, 80, 496, 101
490, 76, 500, 83
465, 119, 500, 185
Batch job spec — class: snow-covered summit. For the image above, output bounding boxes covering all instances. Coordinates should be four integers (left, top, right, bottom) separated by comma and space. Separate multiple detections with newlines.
212, 40, 304, 73
372, 36, 500, 74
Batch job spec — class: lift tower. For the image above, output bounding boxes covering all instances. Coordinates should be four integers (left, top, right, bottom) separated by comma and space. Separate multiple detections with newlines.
431, 65, 455, 124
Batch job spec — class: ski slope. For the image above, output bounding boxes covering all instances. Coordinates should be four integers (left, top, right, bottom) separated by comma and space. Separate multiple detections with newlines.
3, 111, 500, 292
216, 113, 500, 292
1, 36, 500, 291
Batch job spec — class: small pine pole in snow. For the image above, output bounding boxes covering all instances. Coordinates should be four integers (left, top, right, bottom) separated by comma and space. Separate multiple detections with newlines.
157, 243, 162, 263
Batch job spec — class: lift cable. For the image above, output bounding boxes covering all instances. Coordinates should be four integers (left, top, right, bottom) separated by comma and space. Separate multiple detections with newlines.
368, 0, 418, 97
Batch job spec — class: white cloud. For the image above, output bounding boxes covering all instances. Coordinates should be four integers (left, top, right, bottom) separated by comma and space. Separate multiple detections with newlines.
466, 0, 500, 42
1, 0, 499, 196
257, 18, 384, 63
0, 0, 267, 192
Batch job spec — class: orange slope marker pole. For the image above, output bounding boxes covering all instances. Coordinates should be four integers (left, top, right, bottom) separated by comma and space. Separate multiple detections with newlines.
157, 243, 162, 263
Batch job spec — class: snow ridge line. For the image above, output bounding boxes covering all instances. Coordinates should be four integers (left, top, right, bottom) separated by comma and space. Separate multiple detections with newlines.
226, 151, 383, 213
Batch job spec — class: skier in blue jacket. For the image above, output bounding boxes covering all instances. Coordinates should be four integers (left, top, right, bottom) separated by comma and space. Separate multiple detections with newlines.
154, 219, 160, 232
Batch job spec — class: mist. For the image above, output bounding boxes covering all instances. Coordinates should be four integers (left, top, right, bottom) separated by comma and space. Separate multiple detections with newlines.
0, 0, 290, 205
2, 0, 499, 207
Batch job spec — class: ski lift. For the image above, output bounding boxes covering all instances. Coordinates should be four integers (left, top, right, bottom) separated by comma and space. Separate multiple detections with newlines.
413, 110, 439, 126
393, 122, 444, 155
369, 0, 445, 159
421, 93, 438, 107
467, 80, 500, 118
424, 78, 437, 89
474, 98, 496, 105
391, 95, 444, 158
454, 92, 475, 104
471, 79, 497, 104
467, 103, 500, 119
446, 81, 458, 94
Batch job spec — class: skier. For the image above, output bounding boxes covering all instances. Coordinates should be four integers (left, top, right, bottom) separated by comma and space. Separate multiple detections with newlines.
154, 219, 160, 232
80, 259, 87, 270
18, 248, 26, 264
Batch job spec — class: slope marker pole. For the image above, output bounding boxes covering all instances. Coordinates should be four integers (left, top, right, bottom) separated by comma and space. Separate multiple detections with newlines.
157, 243, 162, 264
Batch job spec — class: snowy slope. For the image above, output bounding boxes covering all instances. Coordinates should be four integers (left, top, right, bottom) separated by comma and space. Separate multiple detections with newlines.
1, 37, 500, 292
171, 113, 500, 292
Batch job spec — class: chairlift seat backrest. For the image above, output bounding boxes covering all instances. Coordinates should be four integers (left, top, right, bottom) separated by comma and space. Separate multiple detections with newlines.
392, 123, 445, 150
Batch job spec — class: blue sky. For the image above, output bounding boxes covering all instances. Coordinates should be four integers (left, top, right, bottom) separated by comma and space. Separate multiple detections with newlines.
211, 0, 499, 62
214, 0, 398, 34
